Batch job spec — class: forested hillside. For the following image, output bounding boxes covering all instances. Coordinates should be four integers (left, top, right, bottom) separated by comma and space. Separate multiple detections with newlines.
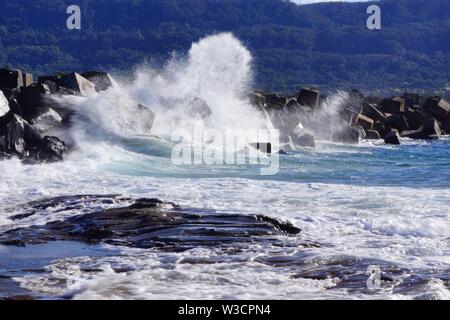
0, 0, 448, 94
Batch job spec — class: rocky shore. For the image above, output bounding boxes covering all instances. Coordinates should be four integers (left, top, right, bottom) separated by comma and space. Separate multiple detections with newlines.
1, 67, 449, 163
253, 87, 450, 149
0, 195, 302, 250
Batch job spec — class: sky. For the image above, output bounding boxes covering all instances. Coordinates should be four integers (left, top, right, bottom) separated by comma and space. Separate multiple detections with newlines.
291, 0, 372, 4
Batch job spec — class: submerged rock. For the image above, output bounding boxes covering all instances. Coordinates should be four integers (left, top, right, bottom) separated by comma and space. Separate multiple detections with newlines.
30, 108, 62, 134
28, 136, 67, 162
1, 196, 301, 250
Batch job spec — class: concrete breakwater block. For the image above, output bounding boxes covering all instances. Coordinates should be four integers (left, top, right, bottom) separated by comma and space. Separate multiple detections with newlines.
381, 97, 407, 115
423, 97, 450, 120
0, 68, 23, 90
384, 129, 401, 145
59, 73, 96, 97
332, 126, 360, 144
355, 113, 374, 131
296, 87, 320, 109
38, 72, 96, 96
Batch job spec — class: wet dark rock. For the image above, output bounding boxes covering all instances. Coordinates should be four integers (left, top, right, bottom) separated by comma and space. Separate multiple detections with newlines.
0, 276, 37, 300
0, 113, 67, 162
17, 83, 52, 122
7, 98, 21, 115
0, 113, 29, 157
30, 108, 62, 134
28, 136, 67, 162
81, 71, 113, 92
9, 194, 131, 221
384, 130, 401, 145
291, 257, 406, 293
41, 80, 58, 94
1, 196, 301, 251
366, 130, 380, 140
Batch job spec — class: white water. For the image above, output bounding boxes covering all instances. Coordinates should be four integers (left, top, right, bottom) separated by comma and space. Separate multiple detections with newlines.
0, 33, 449, 300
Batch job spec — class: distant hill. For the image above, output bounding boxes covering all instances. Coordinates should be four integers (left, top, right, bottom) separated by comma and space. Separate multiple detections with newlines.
0, 0, 448, 95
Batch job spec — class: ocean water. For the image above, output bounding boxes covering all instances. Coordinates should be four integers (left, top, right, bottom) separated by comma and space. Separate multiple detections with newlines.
0, 33, 449, 300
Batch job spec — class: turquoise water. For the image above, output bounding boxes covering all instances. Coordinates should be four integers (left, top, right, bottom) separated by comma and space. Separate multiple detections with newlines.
103, 137, 450, 188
